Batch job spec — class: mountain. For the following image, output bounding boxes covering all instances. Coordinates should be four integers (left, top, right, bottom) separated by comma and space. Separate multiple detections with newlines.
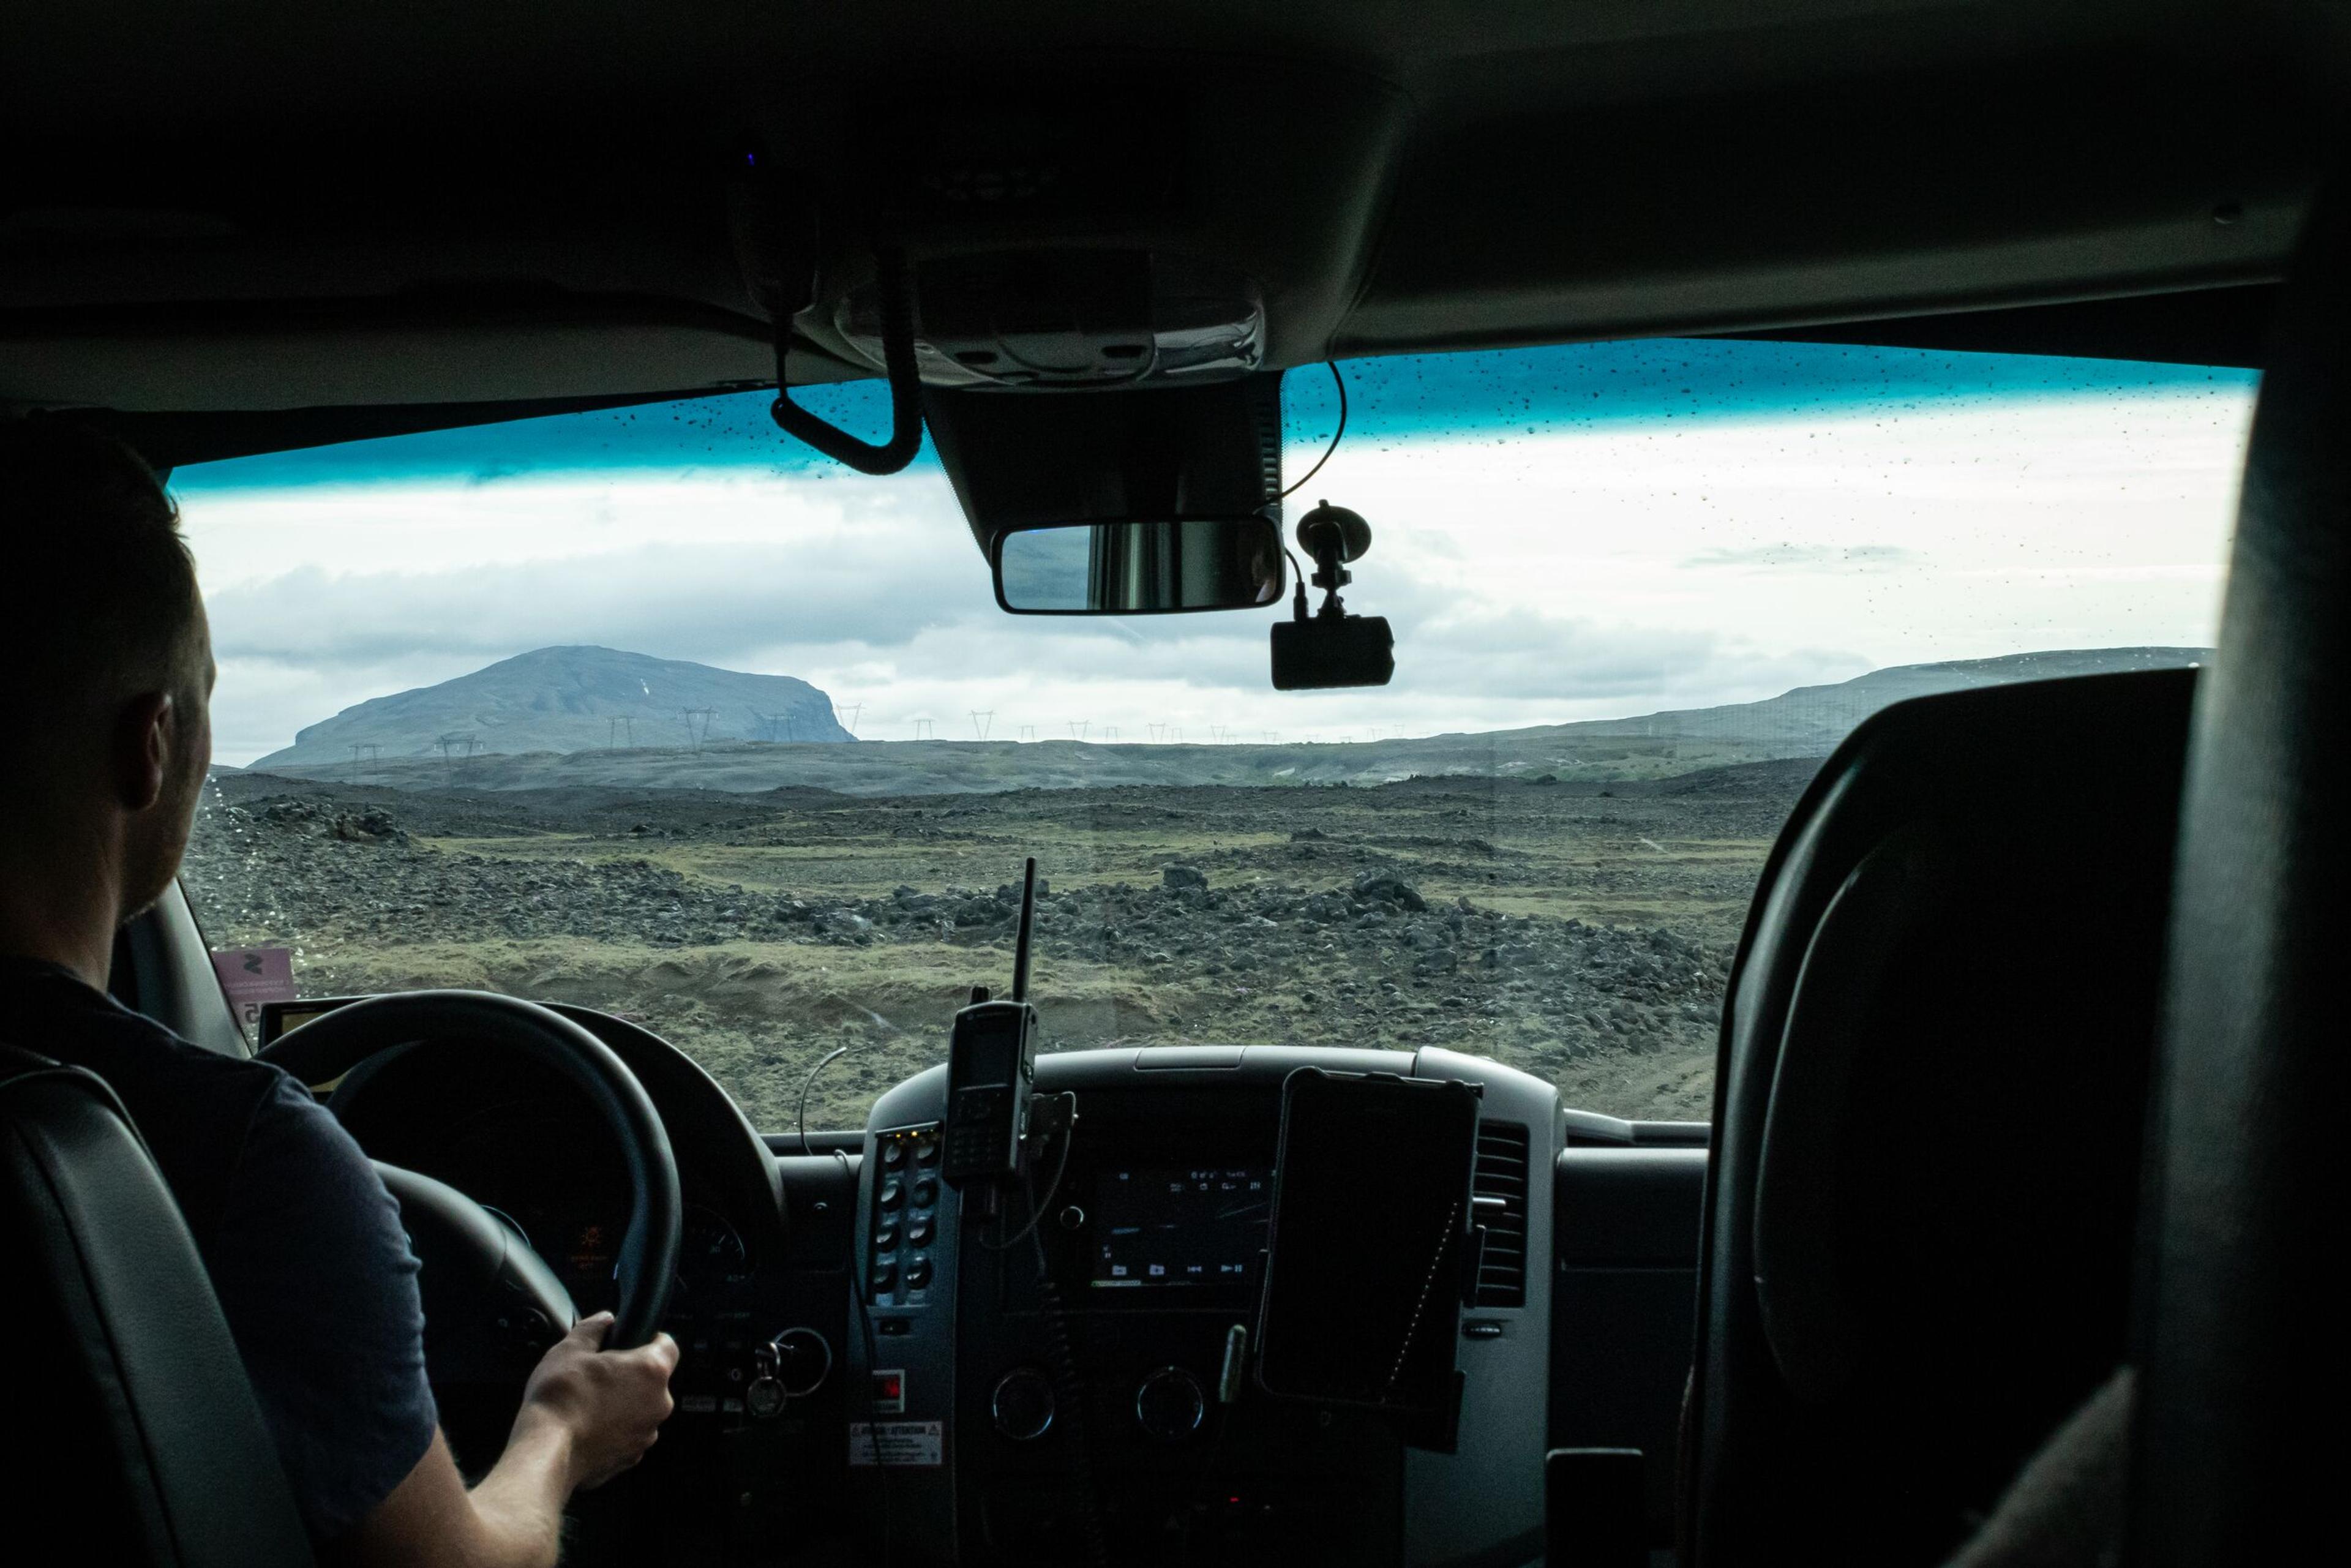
248, 647, 851, 771
1531, 645, 2210, 753
241, 646, 2207, 796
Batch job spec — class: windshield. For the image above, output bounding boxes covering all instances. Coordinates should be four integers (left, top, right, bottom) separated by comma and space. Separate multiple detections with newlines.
173, 340, 2252, 1128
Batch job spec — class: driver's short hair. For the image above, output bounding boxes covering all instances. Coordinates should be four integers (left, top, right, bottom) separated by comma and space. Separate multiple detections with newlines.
0, 421, 202, 768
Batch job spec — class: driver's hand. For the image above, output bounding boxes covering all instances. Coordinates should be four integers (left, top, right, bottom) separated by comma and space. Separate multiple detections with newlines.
513, 1311, 679, 1492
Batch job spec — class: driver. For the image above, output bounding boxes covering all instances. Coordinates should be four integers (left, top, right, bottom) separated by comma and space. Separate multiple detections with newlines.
0, 422, 680, 1564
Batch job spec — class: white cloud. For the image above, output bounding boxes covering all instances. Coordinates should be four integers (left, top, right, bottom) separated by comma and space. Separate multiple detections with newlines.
178, 389, 2252, 765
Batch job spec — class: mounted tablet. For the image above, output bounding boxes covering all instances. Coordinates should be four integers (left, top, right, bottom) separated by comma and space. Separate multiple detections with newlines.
1254, 1068, 1480, 1436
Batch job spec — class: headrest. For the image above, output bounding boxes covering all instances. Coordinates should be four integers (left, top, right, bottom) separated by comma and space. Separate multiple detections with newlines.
1730, 666, 2193, 1520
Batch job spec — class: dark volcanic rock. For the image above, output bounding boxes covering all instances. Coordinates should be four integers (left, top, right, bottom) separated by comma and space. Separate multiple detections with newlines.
186, 765, 1774, 1122
1351, 869, 1427, 912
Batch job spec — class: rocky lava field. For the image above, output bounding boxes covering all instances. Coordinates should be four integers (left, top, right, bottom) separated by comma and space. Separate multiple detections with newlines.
182, 762, 1817, 1129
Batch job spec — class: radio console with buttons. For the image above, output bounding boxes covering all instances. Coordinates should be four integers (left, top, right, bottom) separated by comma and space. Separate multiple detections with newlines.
846, 1043, 1559, 1568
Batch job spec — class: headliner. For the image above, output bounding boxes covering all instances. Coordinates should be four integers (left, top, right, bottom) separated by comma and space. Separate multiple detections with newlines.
1, 1, 2339, 424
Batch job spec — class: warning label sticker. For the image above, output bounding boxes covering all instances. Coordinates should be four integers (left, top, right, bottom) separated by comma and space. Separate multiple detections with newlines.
847, 1421, 944, 1467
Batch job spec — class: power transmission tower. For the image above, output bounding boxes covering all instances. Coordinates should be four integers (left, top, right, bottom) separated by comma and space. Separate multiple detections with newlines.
347, 742, 379, 784
833, 702, 863, 737
434, 733, 481, 786
608, 715, 639, 749
1069, 720, 1089, 741
1019, 724, 1037, 742
1101, 725, 1119, 740
970, 710, 994, 740
914, 719, 934, 740
1147, 722, 1165, 743
1170, 726, 1183, 743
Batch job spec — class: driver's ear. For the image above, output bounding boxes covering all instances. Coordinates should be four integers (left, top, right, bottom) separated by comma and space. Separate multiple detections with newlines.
111, 691, 174, 813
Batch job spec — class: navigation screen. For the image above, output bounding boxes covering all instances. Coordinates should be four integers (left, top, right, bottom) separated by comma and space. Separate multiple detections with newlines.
1092, 1166, 1271, 1288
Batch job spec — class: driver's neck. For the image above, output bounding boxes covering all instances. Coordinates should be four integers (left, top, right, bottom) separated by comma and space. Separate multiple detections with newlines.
0, 814, 127, 992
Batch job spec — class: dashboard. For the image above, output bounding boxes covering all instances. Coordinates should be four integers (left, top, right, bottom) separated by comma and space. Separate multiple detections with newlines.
852, 1044, 1558, 1568
280, 999, 1711, 1568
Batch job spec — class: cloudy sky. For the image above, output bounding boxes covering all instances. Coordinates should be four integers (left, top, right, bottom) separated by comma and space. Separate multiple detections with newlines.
174, 341, 2258, 765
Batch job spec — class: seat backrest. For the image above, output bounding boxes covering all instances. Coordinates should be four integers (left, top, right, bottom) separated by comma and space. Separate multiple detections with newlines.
2132, 177, 2351, 1566
1682, 667, 2195, 1567
0, 1045, 313, 1568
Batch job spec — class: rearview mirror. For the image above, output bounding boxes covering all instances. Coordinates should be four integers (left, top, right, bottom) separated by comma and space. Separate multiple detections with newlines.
992, 517, 1287, 615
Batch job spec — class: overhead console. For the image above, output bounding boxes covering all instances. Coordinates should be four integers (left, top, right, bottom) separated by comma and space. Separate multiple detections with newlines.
848, 1043, 1557, 1568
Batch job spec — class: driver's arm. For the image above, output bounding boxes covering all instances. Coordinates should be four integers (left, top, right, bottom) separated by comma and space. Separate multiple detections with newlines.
330, 1312, 678, 1568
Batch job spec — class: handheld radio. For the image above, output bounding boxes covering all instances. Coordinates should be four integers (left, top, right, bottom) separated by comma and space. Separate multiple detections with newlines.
940, 857, 1040, 1188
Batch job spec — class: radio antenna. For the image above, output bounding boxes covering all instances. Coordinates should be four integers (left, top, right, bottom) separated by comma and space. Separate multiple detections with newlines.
1011, 856, 1038, 1003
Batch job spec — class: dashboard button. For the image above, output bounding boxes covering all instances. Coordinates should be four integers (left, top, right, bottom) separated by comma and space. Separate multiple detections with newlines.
1135, 1367, 1206, 1442
914, 1136, 941, 1165
992, 1367, 1056, 1441
873, 1224, 898, 1250
881, 1141, 907, 1168
879, 1178, 905, 1210
905, 1218, 934, 1247
904, 1255, 933, 1289
910, 1178, 939, 1208
870, 1262, 897, 1293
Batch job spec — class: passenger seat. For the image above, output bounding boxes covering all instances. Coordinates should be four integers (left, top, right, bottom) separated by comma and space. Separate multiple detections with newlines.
1679, 668, 2195, 1566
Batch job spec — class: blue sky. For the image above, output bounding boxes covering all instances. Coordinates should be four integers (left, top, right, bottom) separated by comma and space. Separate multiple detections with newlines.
172, 340, 2259, 765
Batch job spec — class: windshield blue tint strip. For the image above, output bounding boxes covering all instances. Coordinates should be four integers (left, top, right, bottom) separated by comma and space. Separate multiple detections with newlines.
178, 340, 2254, 491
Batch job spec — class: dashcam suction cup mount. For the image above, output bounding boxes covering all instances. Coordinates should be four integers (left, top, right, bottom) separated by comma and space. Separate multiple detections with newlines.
1296, 500, 1372, 602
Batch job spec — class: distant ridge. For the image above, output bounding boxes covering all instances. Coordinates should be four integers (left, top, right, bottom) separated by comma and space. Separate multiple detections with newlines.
249, 646, 850, 770
1547, 646, 2209, 752
242, 645, 2204, 796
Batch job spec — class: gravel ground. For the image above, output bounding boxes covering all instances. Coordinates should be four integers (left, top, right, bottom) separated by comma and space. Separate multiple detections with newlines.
182, 763, 1817, 1127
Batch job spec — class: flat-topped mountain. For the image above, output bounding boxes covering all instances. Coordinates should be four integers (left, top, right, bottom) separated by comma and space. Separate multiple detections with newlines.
248, 646, 850, 770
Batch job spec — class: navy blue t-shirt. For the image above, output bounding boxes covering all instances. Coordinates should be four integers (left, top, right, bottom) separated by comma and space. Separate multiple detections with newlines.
1, 958, 438, 1543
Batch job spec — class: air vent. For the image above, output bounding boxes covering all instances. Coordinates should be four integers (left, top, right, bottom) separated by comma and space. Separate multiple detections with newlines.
1472, 1121, 1532, 1308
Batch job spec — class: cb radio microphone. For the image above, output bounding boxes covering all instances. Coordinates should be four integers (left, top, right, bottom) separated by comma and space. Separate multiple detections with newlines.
940, 857, 1040, 1188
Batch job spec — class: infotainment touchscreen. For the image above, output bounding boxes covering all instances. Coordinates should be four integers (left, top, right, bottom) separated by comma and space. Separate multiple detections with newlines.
1090, 1166, 1271, 1288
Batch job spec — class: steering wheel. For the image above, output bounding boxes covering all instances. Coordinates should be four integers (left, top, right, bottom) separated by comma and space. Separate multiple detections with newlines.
259, 990, 683, 1371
